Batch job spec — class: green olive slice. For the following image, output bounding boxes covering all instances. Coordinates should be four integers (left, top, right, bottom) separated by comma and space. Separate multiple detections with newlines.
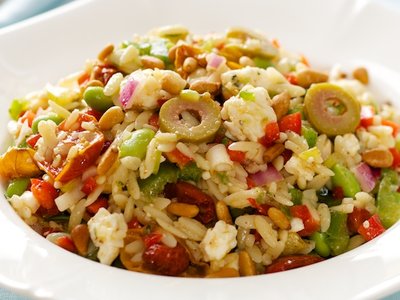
304, 83, 360, 136
159, 94, 221, 143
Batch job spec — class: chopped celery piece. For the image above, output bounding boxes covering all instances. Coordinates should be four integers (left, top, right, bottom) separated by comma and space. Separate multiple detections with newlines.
5, 178, 30, 198
326, 211, 349, 256
239, 90, 255, 102
138, 163, 179, 197
301, 125, 318, 148
253, 56, 273, 69
9, 98, 28, 120
299, 147, 321, 161
289, 188, 303, 205
377, 169, 400, 228
179, 162, 202, 182
331, 164, 360, 198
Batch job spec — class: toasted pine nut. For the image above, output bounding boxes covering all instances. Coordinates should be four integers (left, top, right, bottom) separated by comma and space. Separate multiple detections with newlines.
189, 80, 220, 94
167, 202, 199, 218
353, 67, 369, 85
182, 57, 198, 73
296, 69, 329, 88
206, 268, 239, 278
99, 106, 125, 131
239, 56, 255, 67
271, 92, 290, 120
140, 55, 165, 70
215, 200, 233, 224
97, 145, 119, 175
362, 148, 393, 168
98, 44, 114, 61
268, 207, 290, 230
227, 61, 243, 70
238, 250, 256, 276
161, 71, 187, 94
71, 224, 89, 256
263, 143, 285, 163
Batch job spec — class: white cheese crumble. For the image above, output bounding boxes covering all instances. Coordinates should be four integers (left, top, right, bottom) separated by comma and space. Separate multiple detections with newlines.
9, 191, 40, 221
200, 220, 237, 261
88, 208, 127, 265
221, 85, 276, 141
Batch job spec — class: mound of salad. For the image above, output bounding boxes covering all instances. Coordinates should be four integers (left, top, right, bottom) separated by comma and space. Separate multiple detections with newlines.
1, 25, 400, 277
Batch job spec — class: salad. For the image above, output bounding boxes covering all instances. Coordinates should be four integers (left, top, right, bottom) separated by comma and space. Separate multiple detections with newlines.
1, 25, 400, 277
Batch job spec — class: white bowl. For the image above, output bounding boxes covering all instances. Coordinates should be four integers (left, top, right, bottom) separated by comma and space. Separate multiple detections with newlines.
1, 0, 400, 299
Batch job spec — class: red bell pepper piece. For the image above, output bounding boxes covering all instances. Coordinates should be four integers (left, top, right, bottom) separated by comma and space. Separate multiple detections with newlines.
290, 205, 320, 236
227, 149, 246, 163
347, 207, 371, 234
389, 148, 400, 168
30, 179, 59, 210
259, 122, 280, 147
165, 148, 192, 168
26, 134, 41, 148
81, 176, 97, 195
278, 112, 302, 135
357, 214, 385, 241
382, 119, 400, 137
86, 197, 108, 215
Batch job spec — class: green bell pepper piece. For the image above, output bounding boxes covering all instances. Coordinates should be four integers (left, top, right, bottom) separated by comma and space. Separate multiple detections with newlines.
326, 211, 349, 256
331, 164, 361, 198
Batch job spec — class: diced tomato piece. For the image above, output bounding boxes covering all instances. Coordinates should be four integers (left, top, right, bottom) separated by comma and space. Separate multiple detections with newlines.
157, 98, 168, 107
143, 233, 163, 248
278, 112, 302, 134
165, 148, 192, 168
357, 214, 385, 241
281, 149, 293, 163
389, 148, 400, 168
290, 205, 320, 236
19, 110, 36, 127
265, 255, 324, 273
55, 236, 77, 253
84, 108, 103, 121
382, 119, 400, 137
127, 217, 142, 229
359, 117, 374, 128
86, 197, 108, 215
36, 205, 60, 218
248, 198, 270, 216
285, 73, 298, 85
26, 134, 41, 148
30, 179, 59, 210
259, 122, 280, 147
81, 176, 97, 195
252, 230, 262, 243
41, 227, 60, 237
347, 207, 371, 234
246, 177, 256, 189
227, 149, 246, 163
148, 113, 160, 129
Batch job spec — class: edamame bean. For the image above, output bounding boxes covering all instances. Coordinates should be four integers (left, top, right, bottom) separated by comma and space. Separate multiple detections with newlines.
6, 178, 30, 198
119, 128, 155, 159
83, 86, 114, 112
32, 114, 64, 134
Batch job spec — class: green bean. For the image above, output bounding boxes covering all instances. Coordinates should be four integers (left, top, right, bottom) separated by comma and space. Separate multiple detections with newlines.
331, 164, 361, 198
31, 113, 64, 134
310, 232, 330, 257
83, 86, 114, 112
119, 128, 155, 159
6, 178, 30, 198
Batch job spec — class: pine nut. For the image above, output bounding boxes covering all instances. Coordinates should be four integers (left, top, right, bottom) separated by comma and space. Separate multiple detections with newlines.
238, 250, 256, 276
140, 55, 165, 70
97, 44, 114, 61
97, 145, 119, 175
71, 224, 89, 256
167, 202, 199, 218
271, 92, 290, 120
263, 143, 285, 163
227, 61, 243, 69
98, 106, 125, 131
206, 268, 239, 278
215, 200, 233, 224
353, 67, 369, 85
189, 80, 220, 95
182, 57, 198, 73
268, 207, 290, 230
296, 69, 329, 88
362, 148, 393, 168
